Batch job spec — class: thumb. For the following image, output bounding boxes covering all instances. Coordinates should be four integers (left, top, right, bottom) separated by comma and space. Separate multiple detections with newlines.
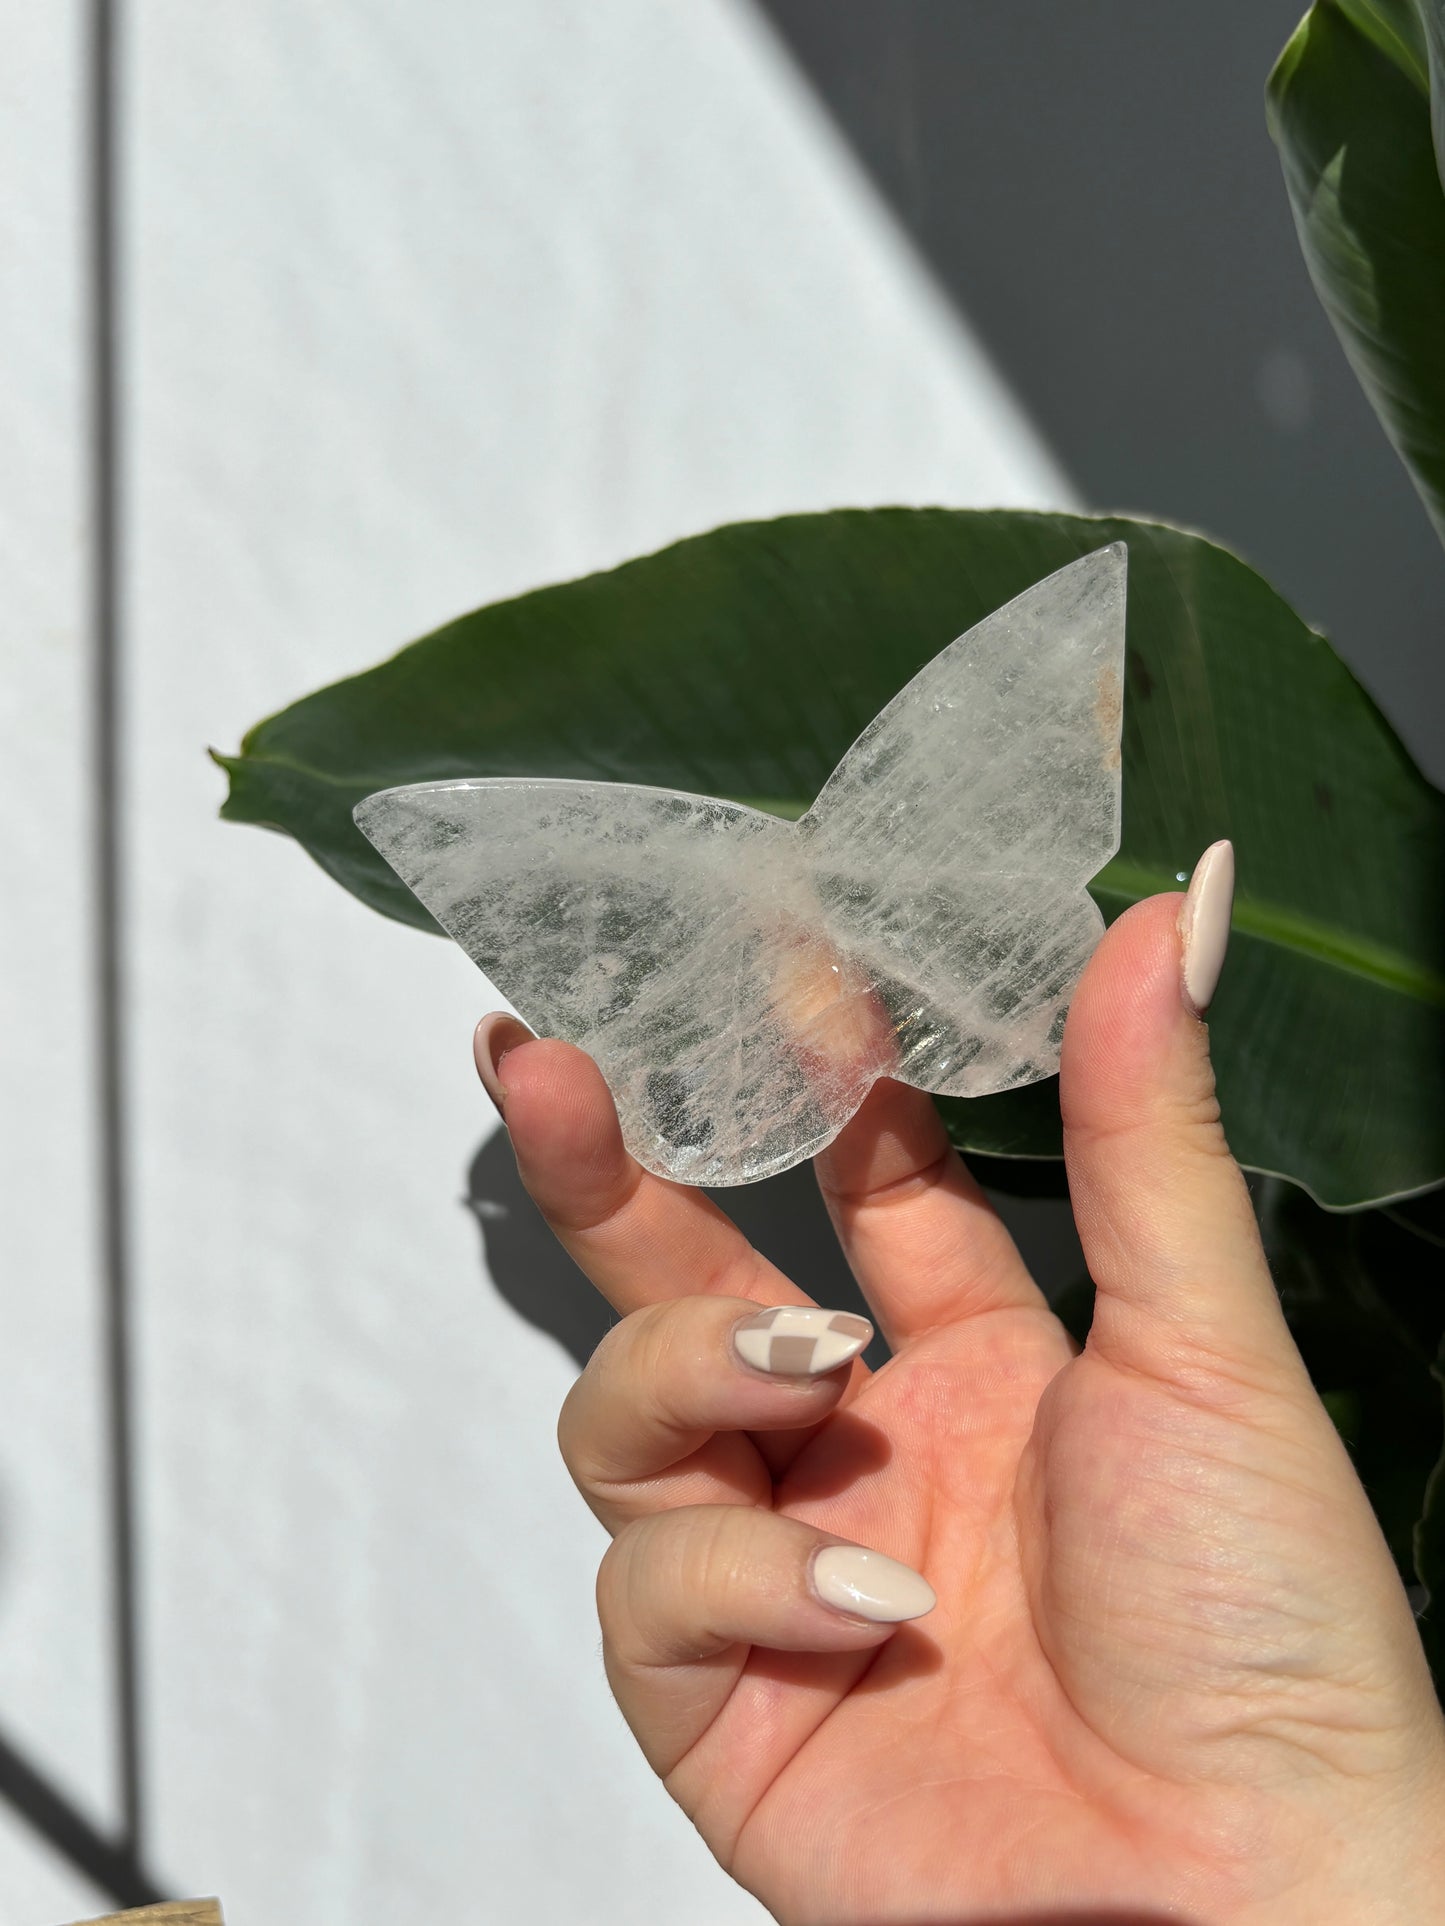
1061, 843, 1300, 1382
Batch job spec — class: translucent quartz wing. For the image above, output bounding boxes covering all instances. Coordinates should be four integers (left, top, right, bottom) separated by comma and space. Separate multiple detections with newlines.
353, 780, 892, 1180
802, 544, 1125, 1098
354, 546, 1126, 1183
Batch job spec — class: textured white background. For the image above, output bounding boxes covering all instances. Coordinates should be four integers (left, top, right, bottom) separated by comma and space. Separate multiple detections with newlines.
1, 0, 1069, 1917
0, 0, 115, 1851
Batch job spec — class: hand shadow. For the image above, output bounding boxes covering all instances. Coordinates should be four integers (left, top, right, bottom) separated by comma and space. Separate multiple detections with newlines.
464, 1129, 887, 1371
464, 1127, 1085, 1374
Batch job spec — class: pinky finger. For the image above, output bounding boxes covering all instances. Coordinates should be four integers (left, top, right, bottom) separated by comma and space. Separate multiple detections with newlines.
597, 1504, 935, 1779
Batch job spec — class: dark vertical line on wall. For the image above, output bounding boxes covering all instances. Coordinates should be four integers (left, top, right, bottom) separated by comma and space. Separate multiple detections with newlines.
0, 7, 166, 1899
87, 0, 144, 1856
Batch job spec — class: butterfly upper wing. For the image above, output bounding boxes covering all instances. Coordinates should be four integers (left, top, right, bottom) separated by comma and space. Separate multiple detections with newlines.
354, 777, 900, 1183
801, 545, 1126, 1097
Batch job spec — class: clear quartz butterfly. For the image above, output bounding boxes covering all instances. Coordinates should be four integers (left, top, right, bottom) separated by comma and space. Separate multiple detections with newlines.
355, 545, 1126, 1184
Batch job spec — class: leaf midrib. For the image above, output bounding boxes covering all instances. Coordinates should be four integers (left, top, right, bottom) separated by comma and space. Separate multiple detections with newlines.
223, 751, 1445, 1006
1095, 859, 1445, 1005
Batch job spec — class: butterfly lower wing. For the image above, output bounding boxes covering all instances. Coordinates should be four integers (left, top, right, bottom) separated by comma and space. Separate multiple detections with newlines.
802, 545, 1125, 1097
354, 778, 894, 1182
812, 878, 1105, 1098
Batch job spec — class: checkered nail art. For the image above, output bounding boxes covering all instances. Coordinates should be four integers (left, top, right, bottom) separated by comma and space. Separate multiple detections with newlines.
733, 1306, 872, 1377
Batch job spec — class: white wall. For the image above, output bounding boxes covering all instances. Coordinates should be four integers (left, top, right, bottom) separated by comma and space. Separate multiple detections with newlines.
0, 3, 117, 1900
4, 1, 1071, 1918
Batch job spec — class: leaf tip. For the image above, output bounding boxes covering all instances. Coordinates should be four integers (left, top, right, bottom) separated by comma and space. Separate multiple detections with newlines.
1265, 4, 1314, 135
209, 745, 250, 822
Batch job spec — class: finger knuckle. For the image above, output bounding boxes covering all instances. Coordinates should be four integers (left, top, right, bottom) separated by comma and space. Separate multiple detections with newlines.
686, 1505, 754, 1606
595, 1516, 649, 1640
557, 1305, 673, 1476
597, 1508, 749, 1663
631, 1300, 686, 1384
555, 1377, 589, 1476
597, 1514, 699, 1666
1165, 1075, 1229, 1149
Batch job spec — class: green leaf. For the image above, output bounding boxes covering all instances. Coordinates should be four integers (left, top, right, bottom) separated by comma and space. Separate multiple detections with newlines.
962, 1148, 1073, 1201
1268, 0, 1445, 548
1331, 0, 1428, 89
1385, 1183, 1445, 1247
1417, 1340, 1445, 1688
217, 508, 1445, 1205
1256, 1178, 1445, 1589
1428, 6, 1445, 192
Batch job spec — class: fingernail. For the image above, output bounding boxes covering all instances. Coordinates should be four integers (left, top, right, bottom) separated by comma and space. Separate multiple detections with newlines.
1178, 839, 1234, 1018
473, 1012, 536, 1113
811, 1545, 936, 1623
733, 1306, 873, 1377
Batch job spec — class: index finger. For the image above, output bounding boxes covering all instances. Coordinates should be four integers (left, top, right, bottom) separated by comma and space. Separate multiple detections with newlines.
475, 1014, 816, 1319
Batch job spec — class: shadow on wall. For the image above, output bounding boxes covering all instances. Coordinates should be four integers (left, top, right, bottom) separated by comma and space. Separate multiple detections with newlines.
465, 1125, 1086, 1371
752, 0, 1445, 783
464, 1130, 886, 1370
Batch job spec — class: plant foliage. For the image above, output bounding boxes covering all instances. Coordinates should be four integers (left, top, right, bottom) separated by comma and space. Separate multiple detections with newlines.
1269, 0, 1445, 546
218, 509, 1445, 1209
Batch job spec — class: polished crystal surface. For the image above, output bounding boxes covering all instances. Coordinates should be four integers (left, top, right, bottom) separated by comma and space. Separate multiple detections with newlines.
355, 546, 1126, 1183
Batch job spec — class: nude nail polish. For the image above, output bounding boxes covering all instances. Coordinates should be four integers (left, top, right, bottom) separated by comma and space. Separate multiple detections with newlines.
1178, 840, 1234, 1017
733, 1306, 872, 1377
812, 1545, 936, 1623
473, 1012, 535, 1112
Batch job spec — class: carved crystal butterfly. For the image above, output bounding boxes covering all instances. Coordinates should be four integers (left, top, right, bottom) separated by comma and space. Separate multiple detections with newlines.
355, 545, 1126, 1184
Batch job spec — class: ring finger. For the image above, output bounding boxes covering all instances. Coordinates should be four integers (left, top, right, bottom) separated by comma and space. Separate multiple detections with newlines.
559, 1294, 874, 1535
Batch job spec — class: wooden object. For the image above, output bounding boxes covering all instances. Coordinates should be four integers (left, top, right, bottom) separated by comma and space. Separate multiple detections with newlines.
63, 1904, 222, 1926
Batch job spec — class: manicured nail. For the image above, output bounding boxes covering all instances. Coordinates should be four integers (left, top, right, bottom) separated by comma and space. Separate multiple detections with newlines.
473, 1012, 536, 1112
733, 1306, 873, 1377
1178, 839, 1234, 1017
811, 1545, 936, 1623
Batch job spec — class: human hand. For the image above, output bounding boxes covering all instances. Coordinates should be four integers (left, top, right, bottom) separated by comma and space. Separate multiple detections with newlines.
474, 845, 1445, 1924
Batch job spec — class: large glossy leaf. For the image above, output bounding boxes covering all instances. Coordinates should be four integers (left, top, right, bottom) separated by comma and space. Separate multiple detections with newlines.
1418, 1341, 1445, 1689
1268, 0, 1445, 547
1256, 1178, 1445, 1589
1332, 0, 1429, 87
217, 509, 1445, 1205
